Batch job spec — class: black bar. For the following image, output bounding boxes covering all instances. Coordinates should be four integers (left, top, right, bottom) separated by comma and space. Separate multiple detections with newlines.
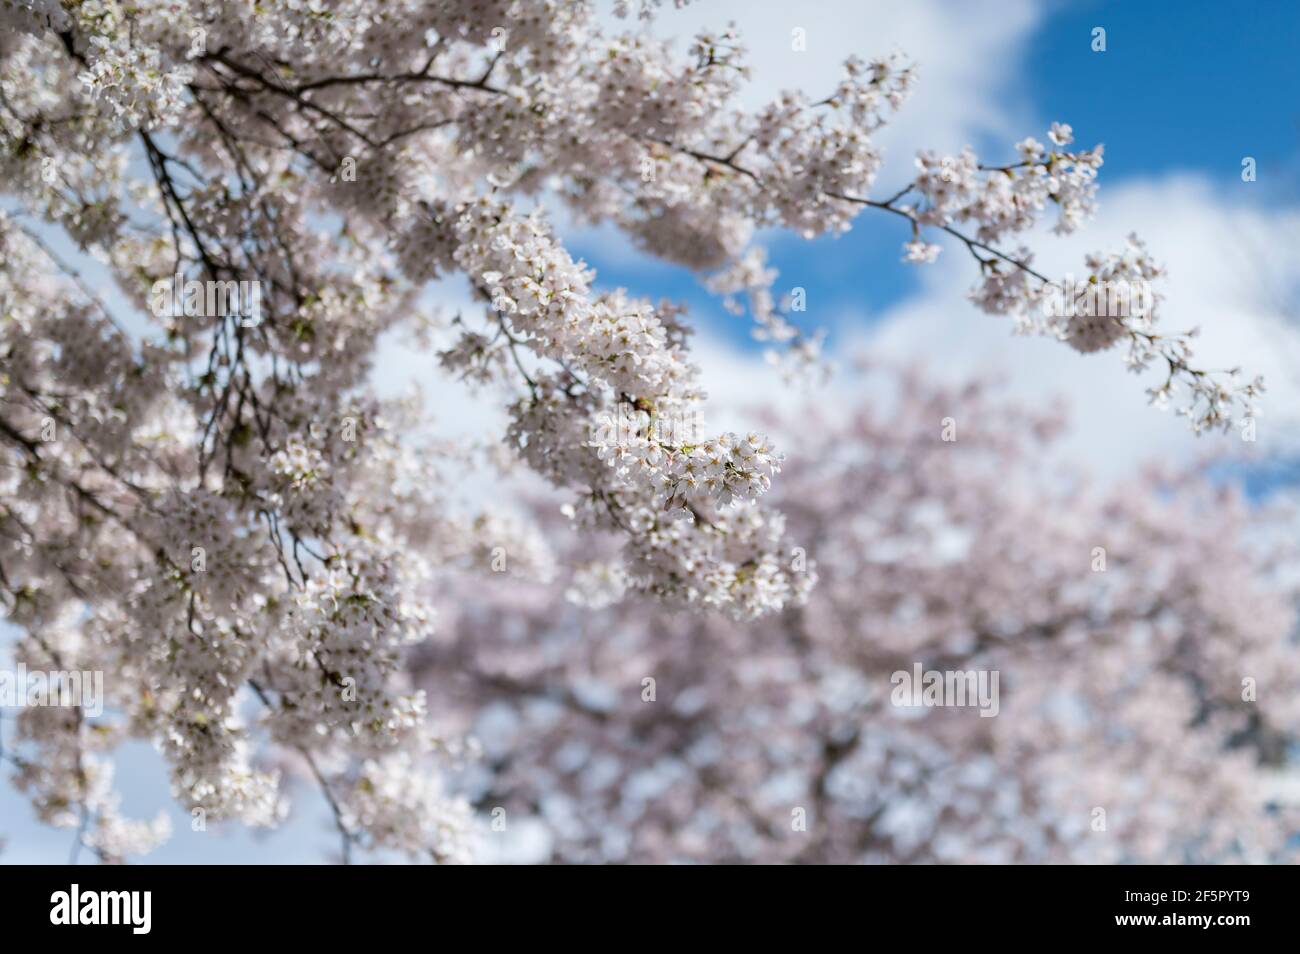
0, 865, 1281, 938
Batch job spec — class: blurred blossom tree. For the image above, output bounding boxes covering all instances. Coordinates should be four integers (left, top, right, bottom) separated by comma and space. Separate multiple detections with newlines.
0, 0, 1286, 863
423, 367, 1300, 862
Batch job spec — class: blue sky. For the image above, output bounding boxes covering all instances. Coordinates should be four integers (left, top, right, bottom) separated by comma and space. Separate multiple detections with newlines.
4, 0, 1300, 864
1027, 0, 1300, 188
